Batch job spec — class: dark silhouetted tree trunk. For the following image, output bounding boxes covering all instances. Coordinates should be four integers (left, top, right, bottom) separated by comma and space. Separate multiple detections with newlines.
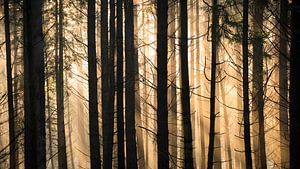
102, 0, 115, 167
279, 0, 289, 167
125, 0, 138, 168
289, 0, 300, 168
23, 0, 46, 168
56, 0, 67, 168
207, 0, 219, 168
242, 0, 253, 168
88, 0, 101, 168
117, 0, 125, 168
157, 0, 169, 168
252, 0, 267, 168
4, 0, 16, 168
180, 0, 194, 168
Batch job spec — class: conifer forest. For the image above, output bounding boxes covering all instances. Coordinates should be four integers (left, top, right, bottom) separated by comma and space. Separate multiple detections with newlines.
0, 0, 299, 168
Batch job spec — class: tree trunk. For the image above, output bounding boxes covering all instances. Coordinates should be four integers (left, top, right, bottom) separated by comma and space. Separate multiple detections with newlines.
157, 0, 169, 168
102, 0, 115, 167
252, 0, 267, 168
88, 0, 101, 168
279, 0, 289, 167
56, 0, 67, 168
23, 0, 46, 168
117, 0, 125, 168
242, 0, 253, 168
289, 0, 300, 168
4, 0, 16, 168
168, 0, 177, 168
180, 0, 194, 168
125, 0, 138, 168
207, 0, 219, 168
133, 4, 145, 169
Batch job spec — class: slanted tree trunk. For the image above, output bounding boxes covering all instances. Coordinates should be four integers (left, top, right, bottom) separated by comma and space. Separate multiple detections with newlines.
289, 0, 300, 168
242, 0, 253, 168
125, 0, 138, 168
279, 0, 289, 167
56, 0, 67, 168
4, 0, 16, 168
207, 0, 219, 168
157, 0, 169, 168
252, 0, 267, 168
180, 0, 194, 168
23, 0, 46, 168
88, 0, 101, 168
117, 0, 125, 168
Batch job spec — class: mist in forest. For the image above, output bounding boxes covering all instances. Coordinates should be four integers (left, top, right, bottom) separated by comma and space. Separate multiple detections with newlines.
0, 0, 299, 169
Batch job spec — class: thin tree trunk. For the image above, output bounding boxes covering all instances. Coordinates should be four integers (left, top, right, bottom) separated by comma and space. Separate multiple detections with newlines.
117, 0, 125, 168
23, 0, 46, 168
289, 0, 300, 168
180, 0, 194, 168
133, 4, 145, 169
195, 1, 205, 167
56, 0, 67, 168
207, 0, 219, 168
88, 0, 101, 168
168, 0, 177, 168
279, 0, 289, 167
125, 0, 138, 168
4, 0, 16, 168
242, 0, 253, 168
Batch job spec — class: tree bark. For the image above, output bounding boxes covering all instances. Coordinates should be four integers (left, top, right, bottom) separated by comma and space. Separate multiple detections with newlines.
157, 0, 169, 168
289, 0, 300, 168
279, 0, 289, 167
117, 0, 125, 168
180, 0, 194, 168
207, 0, 219, 168
242, 0, 253, 168
23, 0, 46, 168
252, 0, 267, 168
56, 0, 67, 168
88, 0, 101, 168
125, 0, 138, 168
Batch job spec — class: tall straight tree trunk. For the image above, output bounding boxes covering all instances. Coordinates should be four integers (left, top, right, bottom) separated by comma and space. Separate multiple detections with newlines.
207, 0, 219, 168
125, 0, 138, 168
180, 0, 194, 168
157, 0, 169, 168
4, 0, 16, 168
88, 0, 101, 168
279, 0, 289, 167
117, 0, 125, 168
133, 4, 145, 169
23, 0, 46, 168
102, 0, 115, 167
168, 0, 177, 168
195, 1, 206, 168
12, 2, 21, 168
252, 0, 267, 168
56, 0, 67, 168
289, 0, 300, 168
242, 0, 253, 168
